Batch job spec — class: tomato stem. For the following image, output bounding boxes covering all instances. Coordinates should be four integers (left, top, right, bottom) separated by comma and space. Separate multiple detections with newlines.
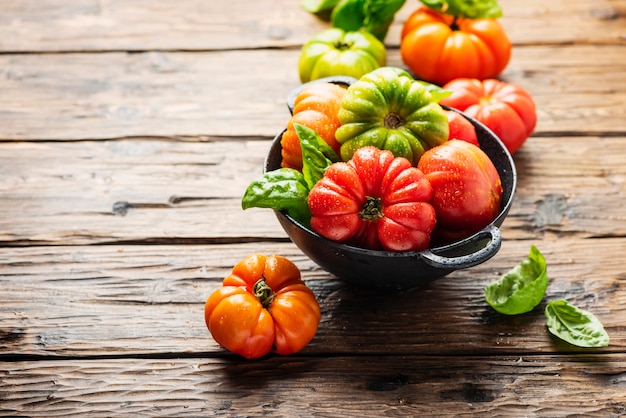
334, 41, 353, 51
384, 112, 404, 129
253, 278, 276, 309
359, 196, 384, 221
450, 17, 460, 31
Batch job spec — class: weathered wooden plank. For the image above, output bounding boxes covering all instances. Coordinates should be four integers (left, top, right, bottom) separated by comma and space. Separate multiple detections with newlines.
0, 0, 624, 53
1, 354, 625, 417
0, 239, 624, 357
0, 45, 625, 141
1, 136, 624, 245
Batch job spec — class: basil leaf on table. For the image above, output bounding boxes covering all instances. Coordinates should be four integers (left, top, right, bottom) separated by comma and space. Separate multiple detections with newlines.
545, 300, 610, 348
241, 168, 311, 225
420, 0, 502, 19
484, 245, 549, 315
295, 123, 338, 190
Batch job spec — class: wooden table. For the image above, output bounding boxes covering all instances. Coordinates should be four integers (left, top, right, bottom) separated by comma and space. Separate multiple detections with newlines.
1, 0, 625, 416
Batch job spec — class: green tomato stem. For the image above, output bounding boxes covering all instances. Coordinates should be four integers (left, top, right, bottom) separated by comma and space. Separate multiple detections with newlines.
253, 278, 276, 309
334, 40, 353, 51
359, 196, 384, 221
384, 112, 404, 129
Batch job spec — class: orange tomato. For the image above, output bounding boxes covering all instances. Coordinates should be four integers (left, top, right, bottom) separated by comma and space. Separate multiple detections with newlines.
281, 82, 346, 170
400, 7, 511, 85
204, 254, 321, 359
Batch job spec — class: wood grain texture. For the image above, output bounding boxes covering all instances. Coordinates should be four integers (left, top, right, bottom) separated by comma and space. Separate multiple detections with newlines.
1, 239, 624, 357
1, 136, 624, 245
1, 355, 625, 417
1, 0, 624, 53
1, 0, 625, 415
1, 45, 625, 140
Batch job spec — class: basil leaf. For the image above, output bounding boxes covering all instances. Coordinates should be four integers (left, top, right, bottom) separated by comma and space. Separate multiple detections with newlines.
362, 0, 406, 41
484, 245, 549, 315
332, 0, 406, 42
295, 123, 338, 190
420, 0, 503, 19
416, 80, 453, 102
241, 168, 311, 225
331, 0, 366, 34
301, 0, 341, 14
545, 300, 610, 348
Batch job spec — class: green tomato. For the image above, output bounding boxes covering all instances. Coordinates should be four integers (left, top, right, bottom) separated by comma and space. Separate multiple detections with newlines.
335, 67, 449, 165
298, 28, 386, 83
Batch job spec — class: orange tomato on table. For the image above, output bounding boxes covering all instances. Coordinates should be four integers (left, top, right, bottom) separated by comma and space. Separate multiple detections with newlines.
204, 254, 321, 359
400, 6, 511, 85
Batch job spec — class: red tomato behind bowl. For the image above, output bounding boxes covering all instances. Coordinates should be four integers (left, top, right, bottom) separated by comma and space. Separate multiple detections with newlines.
446, 110, 479, 146
440, 78, 537, 154
417, 140, 503, 245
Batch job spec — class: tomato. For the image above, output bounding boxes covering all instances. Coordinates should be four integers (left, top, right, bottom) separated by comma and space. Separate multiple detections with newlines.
400, 7, 511, 85
440, 78, 537, 154
417, 140, 503, 245
298, 28, 386, 83
446, 109, 479, 147
308, 146, 436, 251
204, 254, 321, 359
335, 66, 449, 165
281, 82, 346, 170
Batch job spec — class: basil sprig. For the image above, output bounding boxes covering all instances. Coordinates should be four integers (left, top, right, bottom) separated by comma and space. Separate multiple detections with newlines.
484, 245, 548, 315
420, 0, 502, 19
242, 124, 337, 226
303, 0, 406, 42
545, 300, 610, 348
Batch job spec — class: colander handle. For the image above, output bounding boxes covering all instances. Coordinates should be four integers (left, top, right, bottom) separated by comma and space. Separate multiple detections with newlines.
421, 225, 502, 269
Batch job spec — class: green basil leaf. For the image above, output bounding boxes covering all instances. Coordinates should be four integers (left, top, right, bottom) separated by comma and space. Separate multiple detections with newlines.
301, 0, 341, 14
362, 0, 406, 41
241, 168, 311, 225
415, 80, 453, 102
332, 0, 406, 42
295, 123, 338, 190
331, 0, 366, 34
484, 245, 549, 315
545, 300, 610, 348
420, 0, 503, 19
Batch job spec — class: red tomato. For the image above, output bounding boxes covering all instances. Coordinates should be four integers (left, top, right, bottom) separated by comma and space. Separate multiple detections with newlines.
446, 110, 479, 146
400, 7, 511, 85
440, 78, 537, 154
308, 146, 436, 252
417, 140, 503, 245
204, 254, 321, 359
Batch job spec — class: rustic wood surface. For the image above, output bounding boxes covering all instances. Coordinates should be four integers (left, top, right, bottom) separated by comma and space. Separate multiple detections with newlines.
1, 0, 625, 416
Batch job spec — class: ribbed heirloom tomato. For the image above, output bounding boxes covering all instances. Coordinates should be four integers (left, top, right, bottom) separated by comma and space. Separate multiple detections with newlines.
418, 140, 503, 245
440, 78, 537, 154
280, 82, 346, 170
308, 146, 437, 251
400, 6, 511, 85
298, 28, 386, 83
204, 254, 321, 359
335, 66, 449, 166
